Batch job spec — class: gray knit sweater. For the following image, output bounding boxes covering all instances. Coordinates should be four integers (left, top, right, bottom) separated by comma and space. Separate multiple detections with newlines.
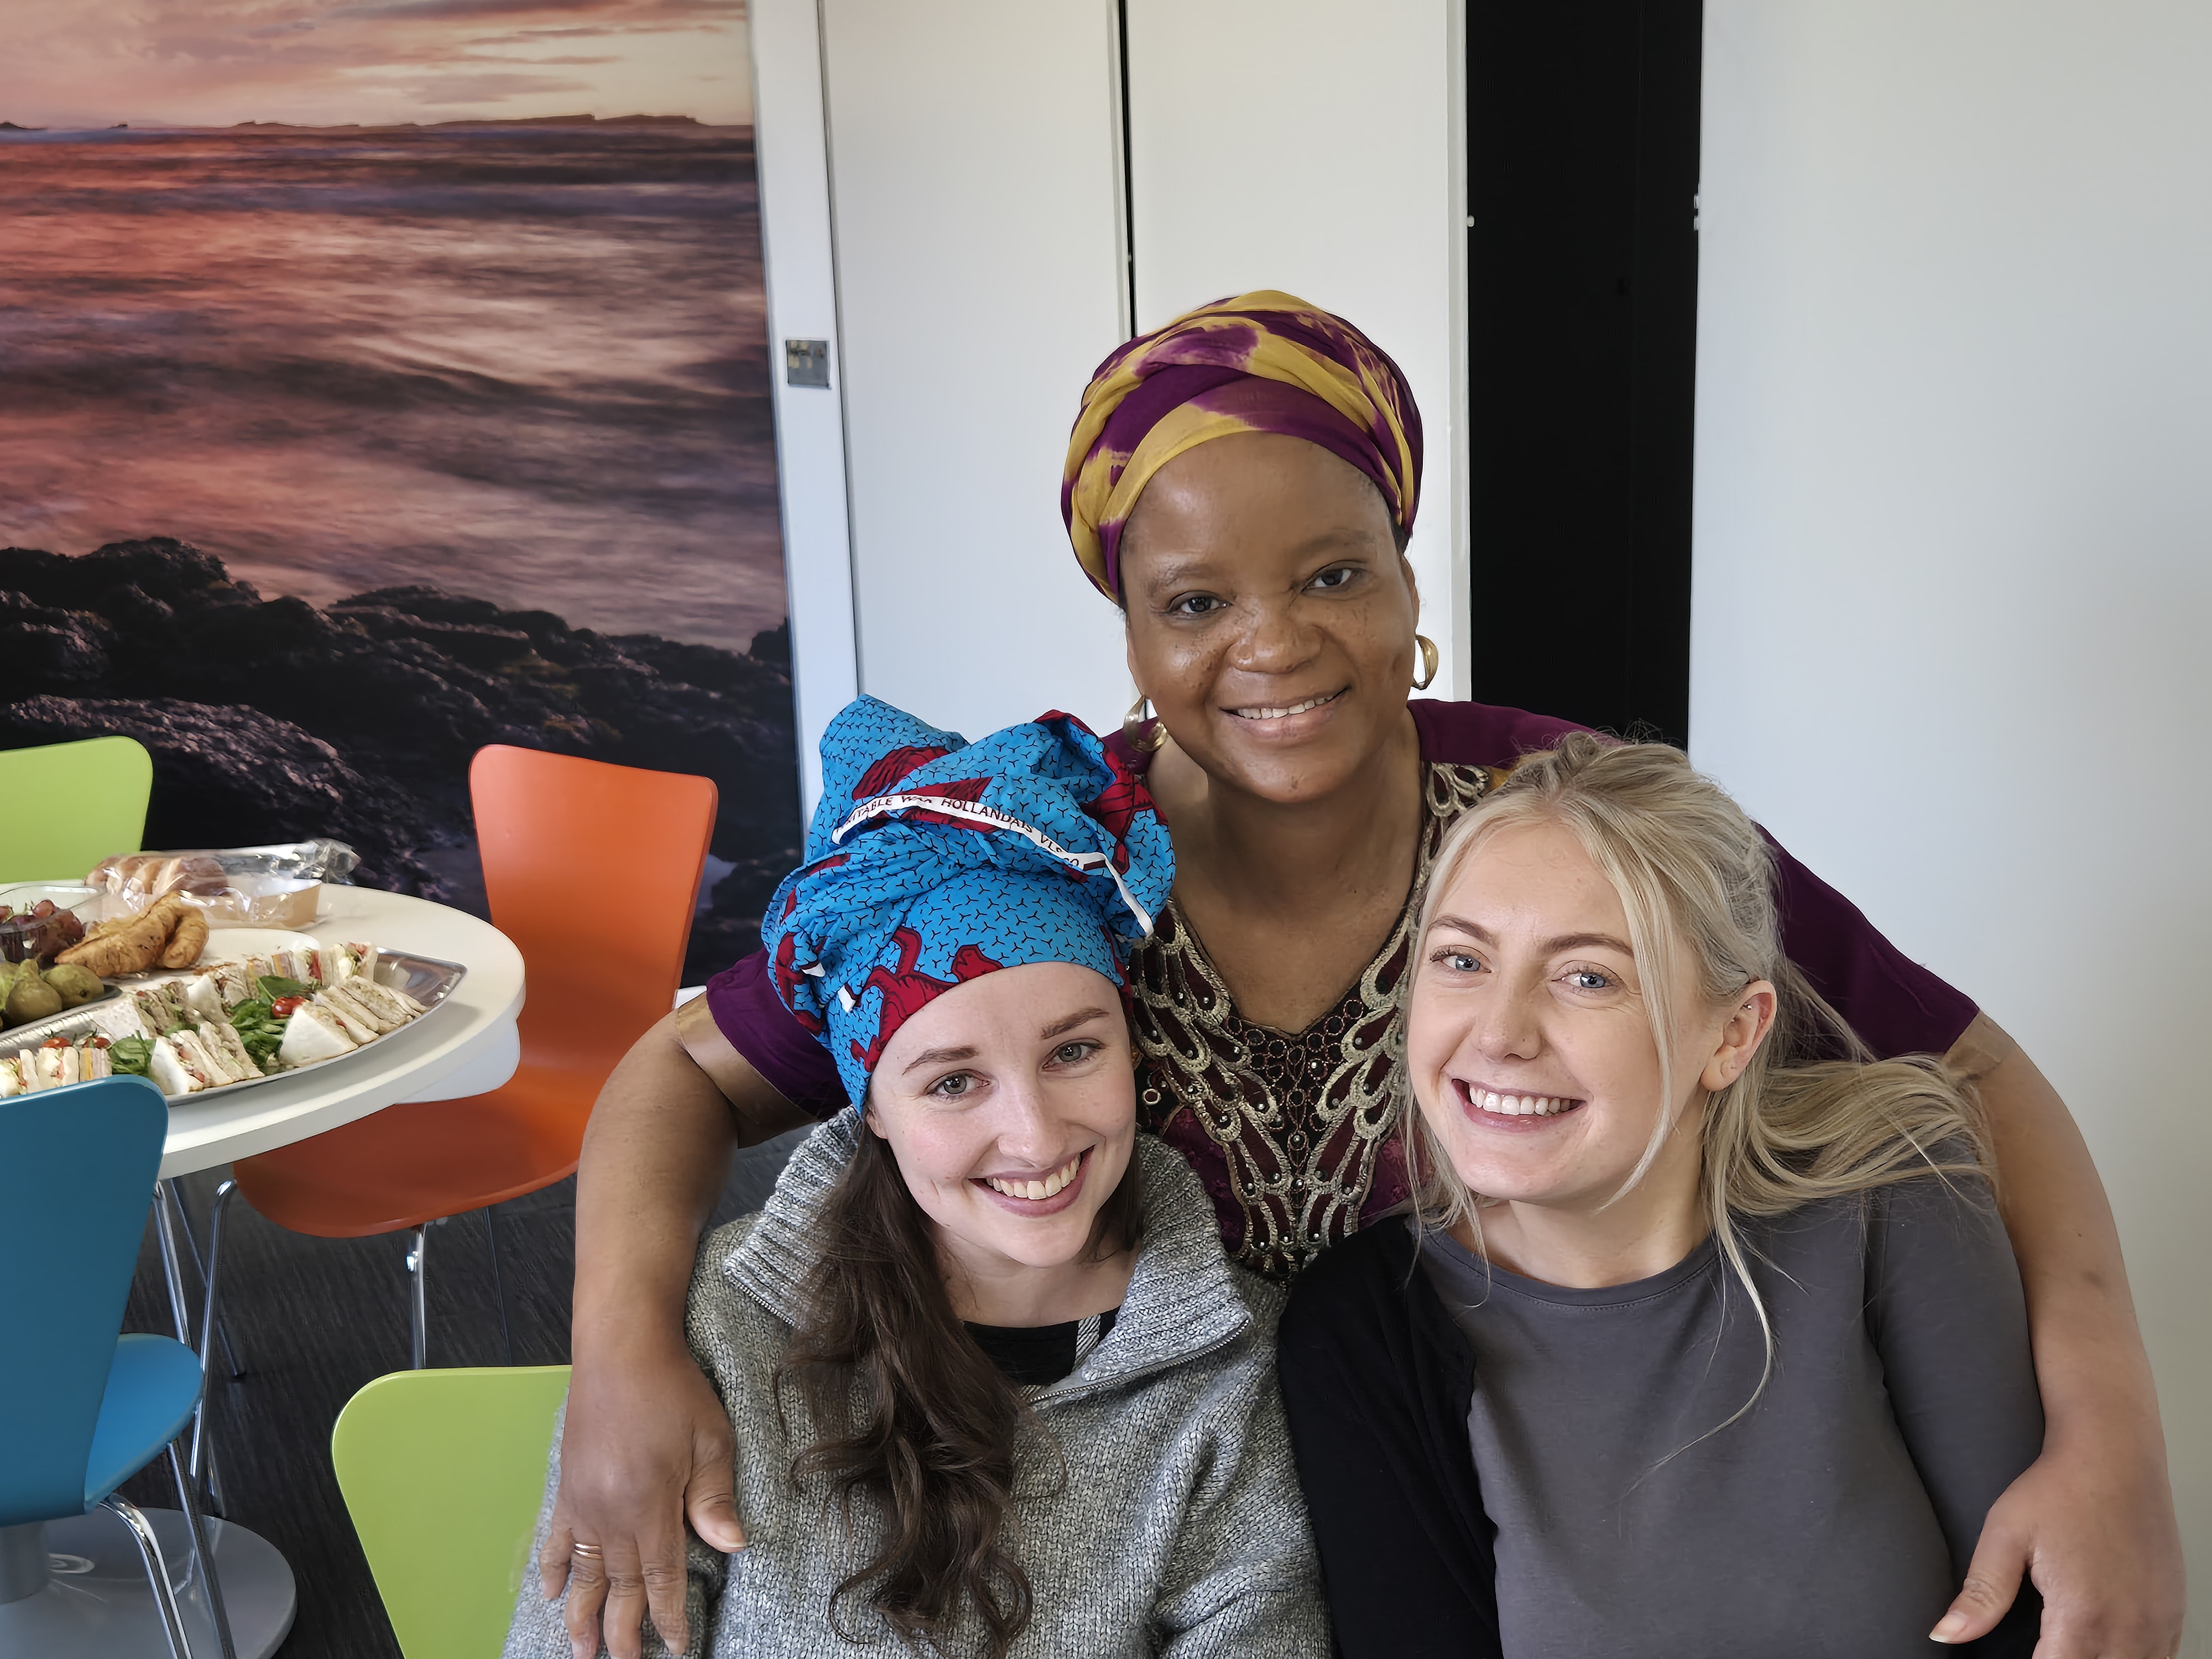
505, 1118, 1329, 1658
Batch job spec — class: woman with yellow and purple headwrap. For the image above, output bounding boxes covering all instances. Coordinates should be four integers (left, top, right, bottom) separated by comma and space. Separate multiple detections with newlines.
552, 291, 2180, 1659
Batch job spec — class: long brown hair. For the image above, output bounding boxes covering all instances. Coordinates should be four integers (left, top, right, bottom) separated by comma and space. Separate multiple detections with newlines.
777, 1122, 1143, 1658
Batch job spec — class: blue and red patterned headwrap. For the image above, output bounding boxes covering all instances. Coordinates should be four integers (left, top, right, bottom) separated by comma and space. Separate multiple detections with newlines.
762, 696, 1175, 1108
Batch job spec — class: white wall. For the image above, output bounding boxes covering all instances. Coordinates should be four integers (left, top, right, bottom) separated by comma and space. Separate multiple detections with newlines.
750, 0, 858, 816
1694, 1, 2212, 1631
1124, 0, 1470, 700
816, 0, 1131, 743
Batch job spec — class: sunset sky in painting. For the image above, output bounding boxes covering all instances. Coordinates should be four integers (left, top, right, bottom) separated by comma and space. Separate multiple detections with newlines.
0, 0, 751, 129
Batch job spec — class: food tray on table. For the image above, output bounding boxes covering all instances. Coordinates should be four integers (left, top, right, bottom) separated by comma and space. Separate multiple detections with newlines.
0, 950, 468, 1102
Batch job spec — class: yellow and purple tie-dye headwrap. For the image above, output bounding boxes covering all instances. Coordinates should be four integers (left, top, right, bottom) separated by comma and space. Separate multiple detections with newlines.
1061, 290, 1423, 600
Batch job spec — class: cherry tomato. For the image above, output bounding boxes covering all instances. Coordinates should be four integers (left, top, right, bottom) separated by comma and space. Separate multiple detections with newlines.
43, 1036, 69, 1049
30, 900, 54, 918
88, 1035, 111, 1048
271, 995, 306, 1019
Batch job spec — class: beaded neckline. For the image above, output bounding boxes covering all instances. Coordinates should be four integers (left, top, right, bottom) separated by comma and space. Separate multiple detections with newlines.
1128, 761, 1494, 1278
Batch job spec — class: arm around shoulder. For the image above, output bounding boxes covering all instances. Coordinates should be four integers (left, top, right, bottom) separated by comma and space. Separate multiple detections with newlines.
1762, 836, 2181, 1651
1921, 1019, 2184, 1656
506, 1403, 728, 1659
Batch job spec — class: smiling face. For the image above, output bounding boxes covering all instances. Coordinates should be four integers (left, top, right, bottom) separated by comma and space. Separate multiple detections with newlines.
1119, 431, 1420, 804
1405, 818, 1768, 1225
865, 960, 1138, 1283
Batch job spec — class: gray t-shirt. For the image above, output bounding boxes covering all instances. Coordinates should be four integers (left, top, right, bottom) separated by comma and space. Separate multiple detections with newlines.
1417, 1175, 2042, 1658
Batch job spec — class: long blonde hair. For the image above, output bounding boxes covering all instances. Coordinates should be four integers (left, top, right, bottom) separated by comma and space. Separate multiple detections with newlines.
1401, 734, 1990, 1406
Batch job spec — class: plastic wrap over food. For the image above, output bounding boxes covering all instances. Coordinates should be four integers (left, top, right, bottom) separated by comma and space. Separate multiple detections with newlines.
84, 839, 359, 928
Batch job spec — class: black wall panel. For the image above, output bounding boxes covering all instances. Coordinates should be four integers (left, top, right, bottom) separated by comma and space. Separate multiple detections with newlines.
1465, 1, 1702, 745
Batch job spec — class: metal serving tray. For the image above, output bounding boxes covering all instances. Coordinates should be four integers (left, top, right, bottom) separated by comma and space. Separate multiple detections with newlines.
0, 951, 468, 1103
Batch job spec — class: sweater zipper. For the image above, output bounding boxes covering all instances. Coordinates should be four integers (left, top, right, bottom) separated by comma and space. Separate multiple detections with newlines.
1031, 1319, 1248, 1411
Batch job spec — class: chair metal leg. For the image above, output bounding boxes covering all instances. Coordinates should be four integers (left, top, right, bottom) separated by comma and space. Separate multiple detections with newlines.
191, 1181, 238, 1486
170, 1441, 238, 1659
101, 1495, 194, 1659
405, 1227, 429, 1369
165, 1180, 243, 1377
485, 1204, 515, 1367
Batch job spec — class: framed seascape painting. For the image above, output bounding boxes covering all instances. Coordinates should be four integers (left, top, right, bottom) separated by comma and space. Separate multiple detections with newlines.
0, 0, 797, 986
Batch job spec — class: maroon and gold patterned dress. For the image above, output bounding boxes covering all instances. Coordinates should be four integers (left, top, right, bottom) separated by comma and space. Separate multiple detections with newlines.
1129, 762, 1494, 1280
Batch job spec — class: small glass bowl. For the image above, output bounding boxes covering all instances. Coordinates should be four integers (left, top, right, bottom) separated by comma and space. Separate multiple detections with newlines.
0, 885, 103, 966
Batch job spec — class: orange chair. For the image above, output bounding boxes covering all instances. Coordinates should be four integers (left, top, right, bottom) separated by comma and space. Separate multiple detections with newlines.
229, 746, 717, 1368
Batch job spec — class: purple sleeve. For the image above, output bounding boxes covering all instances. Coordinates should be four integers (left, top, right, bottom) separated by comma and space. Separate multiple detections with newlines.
1766, 833, 1979, 1058
1407, 696, 1588, 766
702, 950, 849, 1119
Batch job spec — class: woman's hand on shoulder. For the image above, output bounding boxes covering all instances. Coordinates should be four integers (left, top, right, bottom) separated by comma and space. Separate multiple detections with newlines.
1929, 1426, 2184, 1657
540, 1342, 746, 1659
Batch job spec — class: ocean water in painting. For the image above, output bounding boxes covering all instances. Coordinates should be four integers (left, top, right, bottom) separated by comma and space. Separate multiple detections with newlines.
0, 122, 783, 655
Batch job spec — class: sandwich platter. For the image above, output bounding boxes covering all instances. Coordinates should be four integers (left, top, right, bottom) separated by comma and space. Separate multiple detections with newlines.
0, 945, 467, 1102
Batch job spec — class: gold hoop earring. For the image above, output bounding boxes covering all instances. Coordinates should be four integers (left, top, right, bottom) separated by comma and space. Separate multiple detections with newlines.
1412, 634, 1440, 692
1123, 694, 1168, 752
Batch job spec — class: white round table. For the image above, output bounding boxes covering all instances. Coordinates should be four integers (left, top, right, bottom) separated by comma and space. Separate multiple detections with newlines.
0, 886, 525, 1659
159, 886, 527, 1178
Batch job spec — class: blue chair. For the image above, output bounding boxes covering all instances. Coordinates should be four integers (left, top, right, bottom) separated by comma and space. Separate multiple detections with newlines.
0, 1075, 237, 1658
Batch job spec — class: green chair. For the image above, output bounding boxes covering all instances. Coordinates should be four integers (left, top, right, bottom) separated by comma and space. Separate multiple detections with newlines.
331, 1365, 571, 1659
0, 735, 154, 880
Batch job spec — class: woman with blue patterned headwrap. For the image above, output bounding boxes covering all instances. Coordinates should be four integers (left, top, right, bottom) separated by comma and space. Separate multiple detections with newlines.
509, 698, 1328, 1659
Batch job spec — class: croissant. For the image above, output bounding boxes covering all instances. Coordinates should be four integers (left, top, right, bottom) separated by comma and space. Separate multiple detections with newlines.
58, 895, 187, 978
159, 907, 210, 971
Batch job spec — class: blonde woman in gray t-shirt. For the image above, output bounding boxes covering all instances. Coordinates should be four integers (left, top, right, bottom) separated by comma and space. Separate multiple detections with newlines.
1279, 735, 2157, 1658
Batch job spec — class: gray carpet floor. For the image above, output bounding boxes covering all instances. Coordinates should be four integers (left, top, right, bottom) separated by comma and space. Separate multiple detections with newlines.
117, 1128, 809, 1658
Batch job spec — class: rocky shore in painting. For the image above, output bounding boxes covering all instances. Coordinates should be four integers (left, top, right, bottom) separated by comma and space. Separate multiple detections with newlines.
1, 538, 799, 984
